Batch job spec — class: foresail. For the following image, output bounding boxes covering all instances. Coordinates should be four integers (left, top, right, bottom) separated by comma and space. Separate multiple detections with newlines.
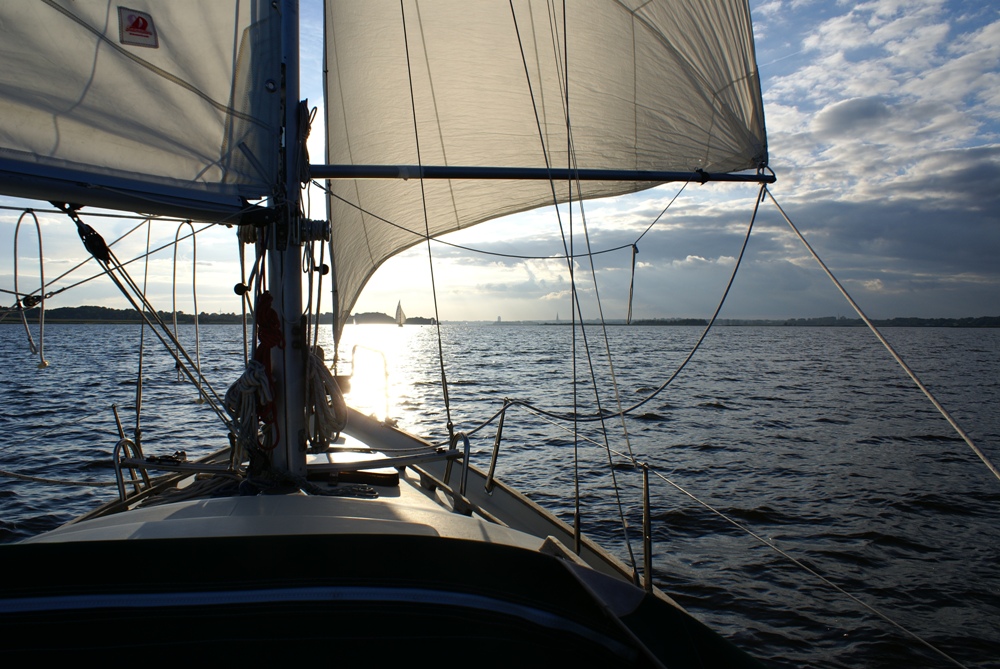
325, 0, 767, 332
0, 1, 282, 221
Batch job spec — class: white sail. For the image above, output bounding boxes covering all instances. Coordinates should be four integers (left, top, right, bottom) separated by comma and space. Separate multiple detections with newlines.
324, 0, 767, 332
0, 1, 282, 220
395, 301, 406, 326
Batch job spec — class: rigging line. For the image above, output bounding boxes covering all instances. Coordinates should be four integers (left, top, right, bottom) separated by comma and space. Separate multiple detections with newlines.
626, 244, 637, 324
302, 244, 315, 347
238, 235, 249, 364
172, 221, 205, 403
104, 243, 226, 412
509, 0, 585, 545
52, 220, 225, 300
106, 251, 233, 429
250, 233, 269, 365
16, 216, 218, 306
511, 0, 638, 571
320, 184, 637, 260
558, 0, 636, 571
566, 172, 641, 549
56, 209, 233, 429
507, 0, 607, 430
554, 0, 584, 557
490, 185, 766, 426
0, 203, 197, 223
14, 210, 48, 367
0, 467, 125, 488
400, 0, 454, 439
11, 217, 150, 304
411, 1, 463, 232
109, 249, 228, 416
564, 141, 635, 457
0, 421, 68, 451
766, 189, 1000, 485
642, 462, 971, 669
310, 240, 328, 349
635, 182, 689, 244
602, 184, 766, 420
135, 220, 153, 444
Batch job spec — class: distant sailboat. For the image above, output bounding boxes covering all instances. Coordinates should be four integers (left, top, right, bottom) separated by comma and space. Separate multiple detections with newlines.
395, 301, 406, 327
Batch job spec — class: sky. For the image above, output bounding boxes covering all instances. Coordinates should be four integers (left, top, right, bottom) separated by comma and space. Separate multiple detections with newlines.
1, 0, 998, 322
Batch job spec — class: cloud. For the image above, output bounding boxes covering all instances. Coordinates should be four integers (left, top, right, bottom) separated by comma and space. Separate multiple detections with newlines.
812, 97, 894, 137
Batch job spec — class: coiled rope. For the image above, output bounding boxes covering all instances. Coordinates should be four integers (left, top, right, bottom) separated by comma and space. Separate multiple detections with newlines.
222, 290, 283, 463
224, 359, 273, 465
306, 346, 348, 445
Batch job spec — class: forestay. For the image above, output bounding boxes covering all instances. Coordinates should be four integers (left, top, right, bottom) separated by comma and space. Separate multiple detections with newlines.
324, 0, 768, 333
0, 1, 282, 220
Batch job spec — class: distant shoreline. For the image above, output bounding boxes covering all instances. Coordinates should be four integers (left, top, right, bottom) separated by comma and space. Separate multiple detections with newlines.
4, 307, 998, 328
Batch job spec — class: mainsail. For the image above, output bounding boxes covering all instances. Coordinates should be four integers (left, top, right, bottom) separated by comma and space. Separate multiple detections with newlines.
0, 1, 282, 220
324, 0, 768, 334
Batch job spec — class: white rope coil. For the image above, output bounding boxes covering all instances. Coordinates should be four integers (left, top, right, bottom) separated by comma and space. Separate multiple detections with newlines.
224, 360, 273, 463
307, 347, 348, 443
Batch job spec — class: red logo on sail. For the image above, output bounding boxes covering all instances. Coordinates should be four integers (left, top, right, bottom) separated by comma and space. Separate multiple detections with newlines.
118, 7, 158, 48
126, 15, 150, 37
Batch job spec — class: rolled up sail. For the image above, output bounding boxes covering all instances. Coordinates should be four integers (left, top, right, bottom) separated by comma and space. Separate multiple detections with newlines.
324, 0, 768, 333
0, 1, 282, 220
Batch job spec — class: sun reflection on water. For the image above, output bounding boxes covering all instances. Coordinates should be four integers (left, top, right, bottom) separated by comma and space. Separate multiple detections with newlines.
329, 324, 425, 423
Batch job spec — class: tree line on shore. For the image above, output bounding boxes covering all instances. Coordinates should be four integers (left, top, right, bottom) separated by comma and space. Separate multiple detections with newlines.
6, 306, 999, 328
6, 306, 434, 325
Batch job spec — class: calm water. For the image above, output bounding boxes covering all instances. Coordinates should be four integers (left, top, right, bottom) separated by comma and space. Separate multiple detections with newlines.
1, 322, 998, 668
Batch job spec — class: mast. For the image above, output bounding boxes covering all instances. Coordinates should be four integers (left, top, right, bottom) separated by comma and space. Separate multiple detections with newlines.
267, 0, 306, 476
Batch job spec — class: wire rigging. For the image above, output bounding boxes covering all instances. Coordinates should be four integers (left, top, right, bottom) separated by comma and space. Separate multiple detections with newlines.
508, 0, 643, 574
55, 203, 232, 431
639, 454, 972, 669
320, 184, 656, 261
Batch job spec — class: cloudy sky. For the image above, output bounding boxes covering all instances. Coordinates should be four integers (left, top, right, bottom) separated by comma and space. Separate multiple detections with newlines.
1, 0, 997, 322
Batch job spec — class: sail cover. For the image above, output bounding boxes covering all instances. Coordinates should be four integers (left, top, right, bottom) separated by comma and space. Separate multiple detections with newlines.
325, 0, 767, 332
0, 1, 281, 220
